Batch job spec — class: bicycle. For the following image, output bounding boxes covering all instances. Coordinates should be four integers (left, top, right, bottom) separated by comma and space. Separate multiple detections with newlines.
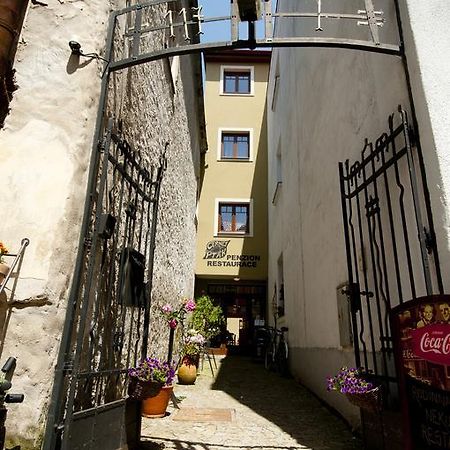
263, 326, 289, 376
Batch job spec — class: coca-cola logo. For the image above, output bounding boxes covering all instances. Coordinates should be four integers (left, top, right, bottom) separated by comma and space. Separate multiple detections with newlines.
411, 324, 450, 365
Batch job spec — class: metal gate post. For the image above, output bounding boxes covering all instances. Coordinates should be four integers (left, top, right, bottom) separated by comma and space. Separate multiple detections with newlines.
339, 162, 361, 368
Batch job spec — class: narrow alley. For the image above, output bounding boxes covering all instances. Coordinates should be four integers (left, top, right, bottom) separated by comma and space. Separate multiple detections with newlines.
140, 356, 362, 450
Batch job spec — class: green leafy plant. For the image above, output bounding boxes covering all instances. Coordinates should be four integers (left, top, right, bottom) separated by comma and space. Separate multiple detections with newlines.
190, 295, 224, 341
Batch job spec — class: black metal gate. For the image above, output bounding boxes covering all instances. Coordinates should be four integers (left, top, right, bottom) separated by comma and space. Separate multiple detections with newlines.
339, 107, 443, 399
43, 119, 166, 450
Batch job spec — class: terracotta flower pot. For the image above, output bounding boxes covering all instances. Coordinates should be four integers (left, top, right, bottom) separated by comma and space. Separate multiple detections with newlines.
141, 384, 173, 418
177, 356, 199, 385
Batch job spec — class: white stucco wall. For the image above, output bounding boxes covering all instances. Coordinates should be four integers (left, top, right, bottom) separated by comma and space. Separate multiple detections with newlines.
268, 0, 450, 427
401, 0, 450, 277
0, 1, 203, 447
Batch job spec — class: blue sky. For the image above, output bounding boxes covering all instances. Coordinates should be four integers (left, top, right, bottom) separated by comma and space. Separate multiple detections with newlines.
199, 1, 268, 43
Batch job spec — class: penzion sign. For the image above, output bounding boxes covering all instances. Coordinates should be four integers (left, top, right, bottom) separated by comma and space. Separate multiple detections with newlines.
203, 240, 261, 268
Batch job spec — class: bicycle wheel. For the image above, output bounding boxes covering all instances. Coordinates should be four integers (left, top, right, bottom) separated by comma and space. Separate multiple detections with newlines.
264, 342, 275, 371
275, 339, 289, 376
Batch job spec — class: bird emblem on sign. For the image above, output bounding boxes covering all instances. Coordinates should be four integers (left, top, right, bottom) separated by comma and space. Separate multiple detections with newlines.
203, 240, 230, 259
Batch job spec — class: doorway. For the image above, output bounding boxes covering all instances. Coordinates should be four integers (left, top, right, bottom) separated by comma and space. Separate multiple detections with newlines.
202, 282, 266, 354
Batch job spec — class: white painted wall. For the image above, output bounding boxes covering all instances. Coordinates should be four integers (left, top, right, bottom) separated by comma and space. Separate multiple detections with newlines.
268, 0, 450, 426
401, 0, 450, 282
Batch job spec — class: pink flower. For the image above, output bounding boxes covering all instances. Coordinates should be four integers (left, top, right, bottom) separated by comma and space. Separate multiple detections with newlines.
169, 319, 178, 329
184, 299, 196, 312
162, 304, 173, 314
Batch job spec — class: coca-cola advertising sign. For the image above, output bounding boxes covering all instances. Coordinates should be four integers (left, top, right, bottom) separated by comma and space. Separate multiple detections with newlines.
411, 325, 450, 365
391, 295, 450, 450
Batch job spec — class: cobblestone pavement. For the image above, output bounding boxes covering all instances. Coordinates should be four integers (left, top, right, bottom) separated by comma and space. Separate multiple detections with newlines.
140, 355, 363, 450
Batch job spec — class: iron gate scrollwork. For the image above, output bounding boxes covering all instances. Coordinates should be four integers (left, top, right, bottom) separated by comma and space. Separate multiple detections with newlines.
44, 119, 167, 450
339, 107, 443, 401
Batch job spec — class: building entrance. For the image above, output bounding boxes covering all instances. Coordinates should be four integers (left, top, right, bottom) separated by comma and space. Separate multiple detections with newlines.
206, 283, 266, 354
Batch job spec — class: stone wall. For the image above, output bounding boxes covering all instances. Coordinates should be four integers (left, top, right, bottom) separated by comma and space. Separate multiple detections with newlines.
0, 1, 203, 447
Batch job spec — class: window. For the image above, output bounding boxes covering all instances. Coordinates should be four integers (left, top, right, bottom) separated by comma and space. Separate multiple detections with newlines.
218, 203, 250, 234
224, 70, 251, 94
220, 66, 254, 95
218, 128, 253, 161
221, 132, 250, 159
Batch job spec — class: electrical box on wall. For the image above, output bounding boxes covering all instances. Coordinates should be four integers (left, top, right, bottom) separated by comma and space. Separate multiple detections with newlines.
337, 283, 353, 348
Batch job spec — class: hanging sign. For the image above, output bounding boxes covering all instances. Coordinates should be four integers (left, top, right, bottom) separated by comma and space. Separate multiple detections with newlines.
391, 295, 450, 450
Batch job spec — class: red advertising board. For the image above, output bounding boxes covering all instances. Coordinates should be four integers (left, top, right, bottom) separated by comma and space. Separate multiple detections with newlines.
391, 295, 450, 450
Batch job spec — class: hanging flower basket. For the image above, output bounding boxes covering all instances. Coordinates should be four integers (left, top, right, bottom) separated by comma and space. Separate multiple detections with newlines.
327, 366, 382, 413
345, 386, 382, 413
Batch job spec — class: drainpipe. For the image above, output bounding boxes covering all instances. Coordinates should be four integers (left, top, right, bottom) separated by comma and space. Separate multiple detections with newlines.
0, 0, 28, 126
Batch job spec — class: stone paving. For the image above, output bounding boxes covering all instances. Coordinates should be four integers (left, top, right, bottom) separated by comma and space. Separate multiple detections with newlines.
140, 355, 363, 450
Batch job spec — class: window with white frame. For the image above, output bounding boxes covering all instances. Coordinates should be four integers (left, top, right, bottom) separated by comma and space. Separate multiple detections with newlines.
220, 66, 254, 95
218, 128, 253, 161
221, 132, 250, 159
216, 199, 253, 236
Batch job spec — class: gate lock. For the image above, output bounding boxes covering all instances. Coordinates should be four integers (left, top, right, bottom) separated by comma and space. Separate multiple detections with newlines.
342, 283, 374, 314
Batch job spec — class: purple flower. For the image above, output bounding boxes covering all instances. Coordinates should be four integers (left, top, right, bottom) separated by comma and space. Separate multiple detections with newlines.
169, 318, 178, 329
326, 366, 375, 394
128, 357, 176, 386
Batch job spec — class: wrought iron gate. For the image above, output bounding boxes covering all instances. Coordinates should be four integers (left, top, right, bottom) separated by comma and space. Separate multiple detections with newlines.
339, 107, 443, 399
43, 119, 166, 450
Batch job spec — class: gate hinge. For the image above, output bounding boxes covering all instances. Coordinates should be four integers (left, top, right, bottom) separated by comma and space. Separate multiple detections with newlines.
83, 237, 92, 249
97, 138, 106, 153
424, 227, 435, 254
408, 125, 417, 147
62, 360, 73, 375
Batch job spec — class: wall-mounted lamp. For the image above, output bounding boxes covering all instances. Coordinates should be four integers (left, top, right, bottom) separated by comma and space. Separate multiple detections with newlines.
68, 40, 109, 64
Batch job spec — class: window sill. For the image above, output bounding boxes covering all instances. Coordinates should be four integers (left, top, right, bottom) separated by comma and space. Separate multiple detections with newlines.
218, 158, 253, 163
215, 232, 253, 238
219, 93, 255, 97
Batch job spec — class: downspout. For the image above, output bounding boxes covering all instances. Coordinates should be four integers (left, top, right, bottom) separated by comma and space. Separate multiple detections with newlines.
0, 0, 28, 127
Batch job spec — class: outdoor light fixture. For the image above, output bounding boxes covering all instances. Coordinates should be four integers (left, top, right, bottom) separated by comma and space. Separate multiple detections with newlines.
68, 40, 109, 64
69, 40, 82, 55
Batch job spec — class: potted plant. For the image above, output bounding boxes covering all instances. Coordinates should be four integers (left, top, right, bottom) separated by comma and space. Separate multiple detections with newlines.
128, 357, 176, 418
0, 242, 9, 284
190, 295, 224, 343
177, 329, 205, 385
327, 366, 382, 413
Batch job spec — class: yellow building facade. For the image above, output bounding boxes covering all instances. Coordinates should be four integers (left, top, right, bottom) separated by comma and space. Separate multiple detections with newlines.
195, 50, 270, 350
